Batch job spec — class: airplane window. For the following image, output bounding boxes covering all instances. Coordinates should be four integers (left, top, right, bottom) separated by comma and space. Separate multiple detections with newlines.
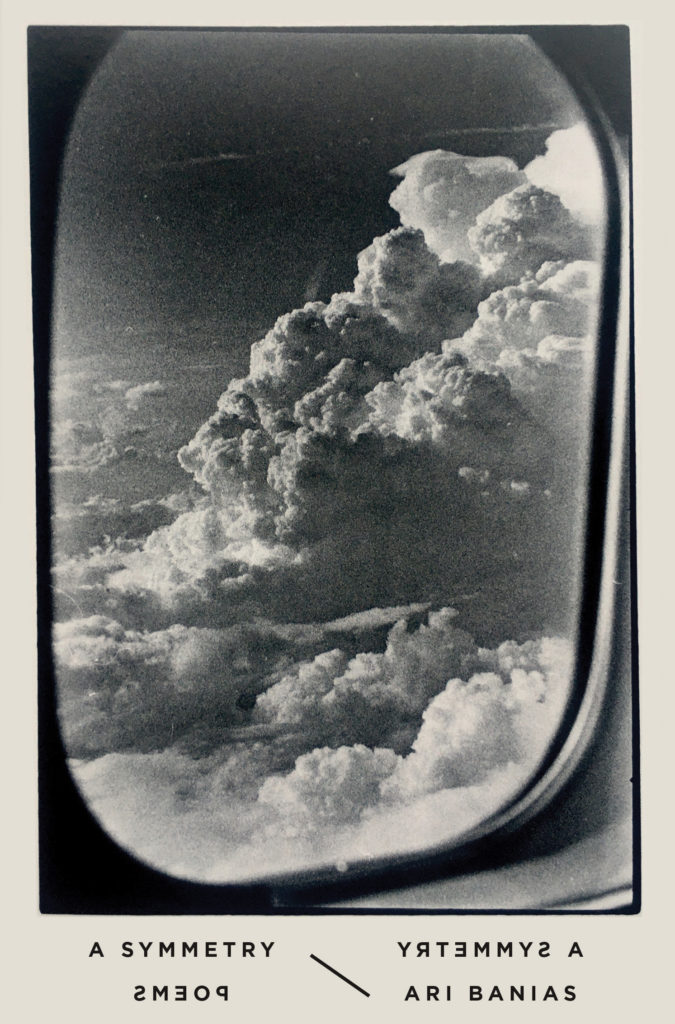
36, 27, 631, 902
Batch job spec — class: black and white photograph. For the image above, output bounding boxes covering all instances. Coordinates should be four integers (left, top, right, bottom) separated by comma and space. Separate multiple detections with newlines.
28, 24, 635, 911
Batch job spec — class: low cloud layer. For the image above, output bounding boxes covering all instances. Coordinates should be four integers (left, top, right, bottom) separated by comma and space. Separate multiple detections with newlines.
72, 624, 571, 880
51, 377, 174, 473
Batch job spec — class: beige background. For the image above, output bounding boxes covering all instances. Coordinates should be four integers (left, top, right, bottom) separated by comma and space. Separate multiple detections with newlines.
0, 1, 670, 1019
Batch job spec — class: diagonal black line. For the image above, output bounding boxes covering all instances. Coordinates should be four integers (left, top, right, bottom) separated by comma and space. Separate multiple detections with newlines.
309, 953, 370, 997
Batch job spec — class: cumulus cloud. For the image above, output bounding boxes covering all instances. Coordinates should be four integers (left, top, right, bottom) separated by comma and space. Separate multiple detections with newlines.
525, 124, 605, 224
246, 299, 414, 415
351, 226, 482, 340
254, 609, 478, 750
386, 133, 603, 284
442, 259, 599, 456
72, 630, 571, 880
54, 602, 443, 759
255, 630, 570, 833
54, 125, 602, 882
65, 128, 602, 618
50, 365, 184, 478
52, 419, 127, 472
258, 745, 402, 835
363, 350, 547, 472
389, 150, 526, 263
83, 347, 558, 627
124, 379, 167, 411
52, 540, 154, 625
385, 635, 570, 798
468, 183, 593, 283
53, 491, 194, 558
54, 611, 321, 757
55, 616, 261, 756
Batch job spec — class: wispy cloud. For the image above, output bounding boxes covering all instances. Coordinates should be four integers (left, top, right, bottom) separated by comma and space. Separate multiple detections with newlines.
420, 122, 566, 139
148, 151, 254, 172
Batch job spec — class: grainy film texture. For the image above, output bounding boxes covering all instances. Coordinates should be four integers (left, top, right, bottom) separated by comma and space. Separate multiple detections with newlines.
45, 30, 611, 884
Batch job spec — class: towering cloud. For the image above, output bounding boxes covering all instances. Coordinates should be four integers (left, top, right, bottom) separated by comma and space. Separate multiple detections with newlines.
467, 184, 593, 283
56, 124, 604, 882
389, 151, 526, 263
